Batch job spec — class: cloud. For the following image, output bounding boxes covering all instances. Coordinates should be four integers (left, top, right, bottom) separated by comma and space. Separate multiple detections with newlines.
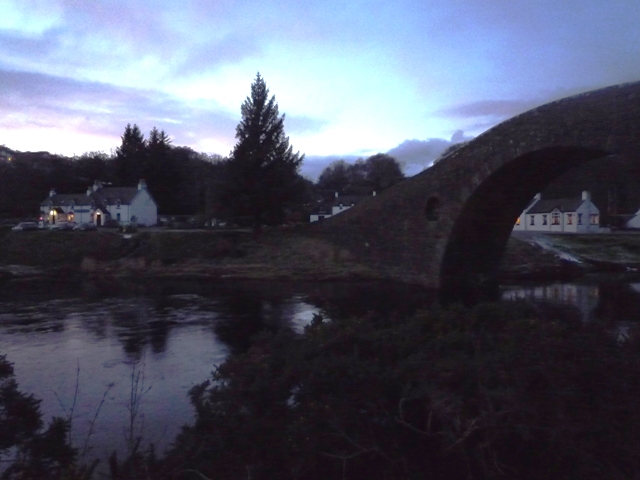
299, 130, 474, 180
0, 68, 238, 153
284, 114, 329, 135
386, 131, 474, 176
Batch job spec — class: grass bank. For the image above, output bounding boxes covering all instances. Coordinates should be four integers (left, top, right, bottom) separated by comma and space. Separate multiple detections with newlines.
0, 226, 620, 284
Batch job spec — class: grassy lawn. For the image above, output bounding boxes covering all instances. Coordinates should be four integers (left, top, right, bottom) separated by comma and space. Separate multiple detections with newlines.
546, 233, 640, 264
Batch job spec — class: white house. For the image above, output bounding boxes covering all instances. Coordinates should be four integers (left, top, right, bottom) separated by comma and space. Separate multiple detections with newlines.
41, 179, 157, 227
625, 210, 640, 229
310, 191, 376, 223
513, 191, 600, 233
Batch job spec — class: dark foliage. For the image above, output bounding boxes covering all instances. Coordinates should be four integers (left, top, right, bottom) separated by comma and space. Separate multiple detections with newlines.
158, 303, 640, 480
0, 354, 89, 480
114, 124, 146, 186
317, 153, 405, 196
221, 73, 304, 226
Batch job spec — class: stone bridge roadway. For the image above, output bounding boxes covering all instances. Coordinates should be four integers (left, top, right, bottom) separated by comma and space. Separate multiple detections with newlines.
315, 81, 640, 299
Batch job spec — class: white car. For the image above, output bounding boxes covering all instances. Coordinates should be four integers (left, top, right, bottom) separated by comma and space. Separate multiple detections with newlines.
11, 222, 40, 231
50, 221, 76, 231
73, 222, 97, 231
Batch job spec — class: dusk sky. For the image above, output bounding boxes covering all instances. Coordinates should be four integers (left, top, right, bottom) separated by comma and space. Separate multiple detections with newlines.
1, 0, 639, 179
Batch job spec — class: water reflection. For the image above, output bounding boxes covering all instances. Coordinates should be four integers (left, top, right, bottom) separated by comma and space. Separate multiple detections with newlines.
13, 276, 640, 472
502, 280, 640, 324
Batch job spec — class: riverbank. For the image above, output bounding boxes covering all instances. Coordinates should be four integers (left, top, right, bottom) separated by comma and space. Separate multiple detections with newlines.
2, 227, 640, 286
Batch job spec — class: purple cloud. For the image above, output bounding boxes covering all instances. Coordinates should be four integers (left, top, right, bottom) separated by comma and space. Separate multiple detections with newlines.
0, 68, 238, 149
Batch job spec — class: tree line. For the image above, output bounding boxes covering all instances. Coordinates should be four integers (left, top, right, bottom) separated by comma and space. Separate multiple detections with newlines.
0, 73, 406, 225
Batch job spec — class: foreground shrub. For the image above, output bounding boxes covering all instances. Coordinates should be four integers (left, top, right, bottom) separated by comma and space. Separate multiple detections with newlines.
157, 303, 640, 479
0, 354, 95, 480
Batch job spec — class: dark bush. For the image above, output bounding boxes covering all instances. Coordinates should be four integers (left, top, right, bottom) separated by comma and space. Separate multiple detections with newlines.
158, 302, 640, 480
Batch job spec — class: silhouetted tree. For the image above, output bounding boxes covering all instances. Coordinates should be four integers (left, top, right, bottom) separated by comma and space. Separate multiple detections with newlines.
364, 153, 404, 191
114, 123, 146, 186
145, 127, 177, 212
316, 154, 404, 196
317, 160, 351, 194
223, 73, 304, 226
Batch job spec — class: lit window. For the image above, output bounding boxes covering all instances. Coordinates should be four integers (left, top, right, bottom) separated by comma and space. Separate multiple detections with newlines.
515, 217, 521, 225
552, 212, 560, 225
567, 213, 573, 225
590, 214, 599, 225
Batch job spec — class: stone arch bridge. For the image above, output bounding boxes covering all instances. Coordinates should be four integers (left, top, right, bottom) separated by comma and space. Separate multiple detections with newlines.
316, 81, 640, 298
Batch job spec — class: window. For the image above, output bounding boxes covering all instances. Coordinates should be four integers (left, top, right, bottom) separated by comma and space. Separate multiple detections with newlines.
578, 213, 583, 225
542, 215, 547, 225
515, 217, 521, 226
590, 214, 599, 225
552, 212, 560, 225
116, 213, 121, 221
567, 213, 573, 225
529, 215, 535, 226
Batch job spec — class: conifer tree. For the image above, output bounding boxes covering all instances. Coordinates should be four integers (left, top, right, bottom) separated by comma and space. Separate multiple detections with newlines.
224, 73, 304, 226
114, 123, 146, 185
146, 126, 175, 212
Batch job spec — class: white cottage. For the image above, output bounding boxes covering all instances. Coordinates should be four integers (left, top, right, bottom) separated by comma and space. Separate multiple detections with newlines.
41, 179, 157, 227
513, 191, 600, 233
310, 191, 376, 223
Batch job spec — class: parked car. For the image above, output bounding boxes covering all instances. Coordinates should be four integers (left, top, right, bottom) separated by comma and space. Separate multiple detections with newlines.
11, 222, 40, 231
50, 221, 76, 231
73, 222, 97, 231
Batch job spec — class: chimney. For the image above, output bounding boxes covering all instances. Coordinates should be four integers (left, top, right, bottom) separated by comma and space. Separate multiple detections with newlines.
534, 193, 541, 201
372, 191, 376, 196
582, 191, 590, 201
49, 189, 56, 197
334, 191, 338, 198
138, 179, 147, 190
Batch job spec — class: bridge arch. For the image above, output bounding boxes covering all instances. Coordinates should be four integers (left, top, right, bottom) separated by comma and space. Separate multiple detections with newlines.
320, 81, 640, 295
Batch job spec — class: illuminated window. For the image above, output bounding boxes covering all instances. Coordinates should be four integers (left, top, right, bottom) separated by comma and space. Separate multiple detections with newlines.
552, 212, 560, 225
515, 217, 521, 225
567, 213, 573, 225
590, 214, 599, 225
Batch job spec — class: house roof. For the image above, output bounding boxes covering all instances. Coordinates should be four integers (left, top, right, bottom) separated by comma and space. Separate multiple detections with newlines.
40, 194, 93, 207
527, 197, 585, 214
42, 188, 140, 206
92, 187, 139, 205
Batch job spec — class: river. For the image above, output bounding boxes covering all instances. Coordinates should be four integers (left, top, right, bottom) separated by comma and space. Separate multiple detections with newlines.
0, 276, 637, 469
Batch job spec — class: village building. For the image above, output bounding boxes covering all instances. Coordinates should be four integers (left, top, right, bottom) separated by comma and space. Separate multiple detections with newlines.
310, 191, 376, 223
41, 179, 157, 227
513, 191, 601, 233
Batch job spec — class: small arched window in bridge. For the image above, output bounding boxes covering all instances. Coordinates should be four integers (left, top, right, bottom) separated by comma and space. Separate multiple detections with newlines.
425, 196, 440, 221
